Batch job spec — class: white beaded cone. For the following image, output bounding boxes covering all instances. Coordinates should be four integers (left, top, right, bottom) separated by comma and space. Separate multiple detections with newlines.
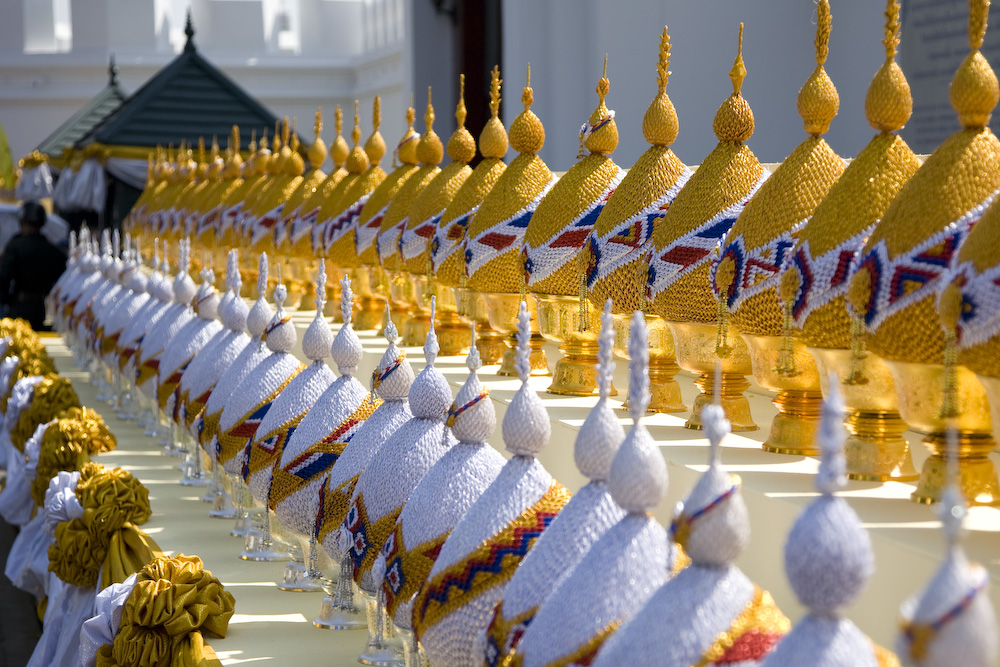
331, 275, 363, 376
762, 378, 877, 667
302, 263, 334, 362
515, 311, 671, 667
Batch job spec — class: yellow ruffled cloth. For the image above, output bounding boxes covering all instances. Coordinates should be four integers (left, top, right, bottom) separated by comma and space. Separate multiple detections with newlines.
29, 408, 116, 508
49, 466, 160, 589
12, 374, 80, 452
96, 555, 235, 667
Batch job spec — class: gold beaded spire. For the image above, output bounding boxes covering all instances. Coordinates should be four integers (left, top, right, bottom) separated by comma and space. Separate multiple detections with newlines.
713, 23, 754, 143
950, 0, 999, 128
643, 26, 679, 147
865, 0, 912, 133
582, 55, 618, 156
509, 64, 545, 154
447, 74, 476, 163
331, 105, 349, 169
397, 95, 420, 165
480, 65, 509, 159
417, 86, 444, 166
307, 108, 328, 169
365, 96, 386, 166
797, 0, 839, 136
346, 100, 369, 174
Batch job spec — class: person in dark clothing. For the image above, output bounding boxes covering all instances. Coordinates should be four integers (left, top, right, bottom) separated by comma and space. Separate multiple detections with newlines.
0, 201, 67, 331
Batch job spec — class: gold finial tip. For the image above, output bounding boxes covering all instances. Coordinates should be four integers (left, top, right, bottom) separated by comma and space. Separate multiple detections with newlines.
314, 108, 323, 138
456, 73, 468, 128
883, 0, 901, 61
489, 65, 502, 118
730, 23, 748, 95
335, 105, 343, 134
522, 63, 533, 110
815, 0, 832, 66
970, 0, 989, 50
657, 26, 672, 93
425, 85, 434, 128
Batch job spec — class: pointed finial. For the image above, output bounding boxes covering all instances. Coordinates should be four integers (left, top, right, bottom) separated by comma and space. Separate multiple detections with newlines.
425, 86, 435, 130
314, 260, 327, 312
153, 237, 160, 270
352, 100, 362, 145
456, 74, 467, 128
884, 0, 901, 61
406, 94, 416, 130
489, 65, 502, 118
657, 26, 672, 94
628, 311, 650, 419
226, 249, 239, 292
282, 116, 291, 146
113, 228, 120, 259
257, 252, 268, 299
108, 53, 119, 85
941, 423, 967, 545
596, 54, 610, 105
336, 105, 343, 136
184, 7, 195, 52
466, 323, 482, 372
702, 362, 731, 465
514, 300, 532, 383
314, 108, 322, 139
597, 300, 615, 400
383, 302, 398, 343
970, 0, 988, 51
232, 125, 240, 153
424, 296, 439, 366
522, 63, 534, 110
340, 273, 354, 325
815, 0, 832, 66
373, 95, 382, 132
249, 128, 257, 152
816, 372, 847, 496
161, 240, 169, 273
731, 23, 747, 94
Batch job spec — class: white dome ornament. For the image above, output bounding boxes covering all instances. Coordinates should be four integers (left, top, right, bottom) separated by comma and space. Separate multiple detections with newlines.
317, 302, 415, 631
273, 273, 378, 600
762, 376, 879, 667
338, 296, 457, 665
514, 310, 672, 667
485, 300, 626, 665
898, 425, 998, 667
243, 262, 337, 576
416, 301, 571, 667
376, 323, 505, 644
594, 366, 790, 667
106, 243, 151, 421
202, 252, 274, 537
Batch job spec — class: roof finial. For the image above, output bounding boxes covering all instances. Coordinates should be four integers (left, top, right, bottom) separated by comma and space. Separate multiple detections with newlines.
883, 0, 901, 61
731, 23, 747, 95
489, 65, 502, 118
657, 26, 671, 94
108, 53, 119, 85
815, 0, 832, 66
184, 7, 195, 52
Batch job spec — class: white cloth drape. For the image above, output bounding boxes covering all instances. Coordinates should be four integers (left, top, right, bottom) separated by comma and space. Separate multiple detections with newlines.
104, 157, 149, 190
16, 164, 55, 201
67, 159, 105, 214
78, 574, 137, 667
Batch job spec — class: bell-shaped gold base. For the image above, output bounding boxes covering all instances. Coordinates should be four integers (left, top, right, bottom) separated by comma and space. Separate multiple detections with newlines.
613, 314, 685, 413
535, 293, 612, 397
431, 283, 469, 357
669, 321, 757, 431
884, 359, 998, 506
454, 287, 506, 365
352, 268, 387, 332
481, 292, 550, 377
742, 333, 823, 456
809, 347, 917, 482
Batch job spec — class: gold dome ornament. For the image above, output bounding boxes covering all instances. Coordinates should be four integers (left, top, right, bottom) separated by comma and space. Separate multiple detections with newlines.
407, 74, 477, 356
583, 27, 691, 414
782, 0, 920, 483
647, 24, 767, 430
525, 55, 625, 397
380, 87, 444, 346
433, 65, 510, 365
714, 0, 845, 454
847, 0, 1000, 506
322, 98, 388, 331
465, 64, 555, 377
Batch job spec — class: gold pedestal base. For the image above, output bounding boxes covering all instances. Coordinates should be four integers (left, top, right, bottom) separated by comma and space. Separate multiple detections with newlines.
481, 292, 550, 377
497, 332, 551, 377
401, 312, 430, 348
669, 321, 756, 431
809, 347, 916, 482
534, 293, 609, 397
687, 372, 756, 431
475, 329, 507, 366
435, 310, 470, 357
911, 433, 1000, 506
613, 314, 685, 413
742, 334, 823, 456
454, 287, 506, 365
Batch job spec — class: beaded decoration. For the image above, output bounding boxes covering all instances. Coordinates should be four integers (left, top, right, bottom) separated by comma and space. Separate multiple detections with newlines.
714, 1, 846, 338
465, 66, 556, 294
847, 0, 1000, 364
432, 66, 509, 286
584, 27, 691, 313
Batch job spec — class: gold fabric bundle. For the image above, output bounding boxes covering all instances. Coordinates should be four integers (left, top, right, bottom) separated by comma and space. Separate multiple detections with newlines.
49, 466, 159, 589
12, 374, 80, 452
96, 555, 235, 667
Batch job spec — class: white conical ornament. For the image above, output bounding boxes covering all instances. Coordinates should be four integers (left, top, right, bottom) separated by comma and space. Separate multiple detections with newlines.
515, 310, 671, 667
594, 365, 789, 667
897, 426, 998, 667
331, 274, 363, 376
762, 376, 877, 667
376, 322, 506, 628
246, 252, 274, 342
485, 299, 626, 663
302, 263, 334, 363
416, 301, 570, 667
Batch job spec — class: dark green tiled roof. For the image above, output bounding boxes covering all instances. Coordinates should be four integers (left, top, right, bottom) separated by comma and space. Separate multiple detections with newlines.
36, 79, 127, 157
76, 33, 281, 152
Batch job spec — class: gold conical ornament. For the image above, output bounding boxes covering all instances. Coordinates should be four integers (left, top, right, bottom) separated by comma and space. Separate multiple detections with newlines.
434, 66, 510, 364
848, 0, 1000, 505
322, 98, 388, 330
465, 65, 555, 376
782, 0, 920, 481
409, 74, 477, 356
583, 26, 691, 413
525, 55, 624, 396
380, 87, 444, 346
352, 97, 421, 332
714, 0, 845, 453
648, 24, 765, 430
